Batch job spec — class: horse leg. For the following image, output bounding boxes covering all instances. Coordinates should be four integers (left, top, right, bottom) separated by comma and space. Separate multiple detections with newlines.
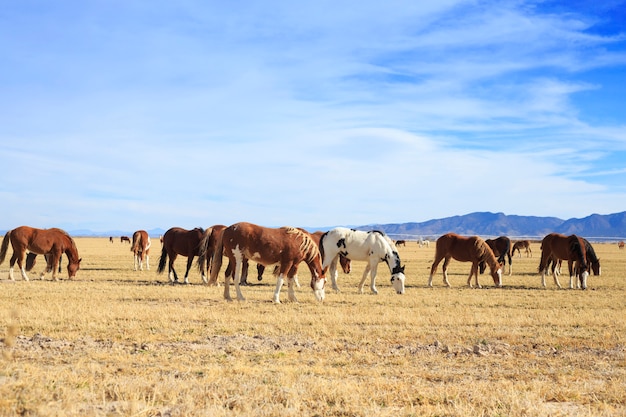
428, 255, 443, 287
552, 262, 563, 289
273, 272, 285, 303
286, 264, 299, 302
442, 257, 452, 287
357, 264, 372, 294
47, 252, 61, 281
232, 255, 246, 302
568, 260, 575, 289
183, 255, 194, 284
10, 251, 29, 281
368, 263, 379, 295
467, 263, 481, 289
168, 253, 179, 283
329, 257, 340, 292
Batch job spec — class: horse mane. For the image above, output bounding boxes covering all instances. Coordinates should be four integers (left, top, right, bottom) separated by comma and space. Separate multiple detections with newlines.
283, 227, 319, 263
570, 235, 588, 270
475, 238, 498, 269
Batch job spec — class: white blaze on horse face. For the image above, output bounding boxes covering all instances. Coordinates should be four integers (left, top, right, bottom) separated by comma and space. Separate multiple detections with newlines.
581, 271, 589, 290
312, 278, 326, 302
391, 273, 405, 294
496, 268, 503, 287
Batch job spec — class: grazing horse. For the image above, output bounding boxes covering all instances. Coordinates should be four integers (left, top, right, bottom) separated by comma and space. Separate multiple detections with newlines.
256, 230, 351, 283
319, 228, 406, 295
0, 226, 81, 281
538, 233, 588, 289
483, 236, 512, 275
418, 238, 430, 248
209, 222, 326, 303
512, 240, 532, 258
395, 240, 406, 247
120, 236, 131, 244
619, 241, 625, 249
131, 230, 151, 271
157, 227, 208, 284
428, 233, 502, 288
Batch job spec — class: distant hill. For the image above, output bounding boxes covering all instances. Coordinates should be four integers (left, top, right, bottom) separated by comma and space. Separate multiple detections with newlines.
354, 211, 626, 241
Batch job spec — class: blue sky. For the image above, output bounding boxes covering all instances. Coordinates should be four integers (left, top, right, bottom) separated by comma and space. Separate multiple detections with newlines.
1, 1, 625, 232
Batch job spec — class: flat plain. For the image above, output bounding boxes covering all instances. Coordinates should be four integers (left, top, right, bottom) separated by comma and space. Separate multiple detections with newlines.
1, 236, 624, 416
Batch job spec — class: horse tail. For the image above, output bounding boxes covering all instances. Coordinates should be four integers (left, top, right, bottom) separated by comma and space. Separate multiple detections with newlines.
131, 232, 139, 253
0, 230, 10, 265
208, 231, 224, 285
156, 245, 168, 274
196, 227, 212, 274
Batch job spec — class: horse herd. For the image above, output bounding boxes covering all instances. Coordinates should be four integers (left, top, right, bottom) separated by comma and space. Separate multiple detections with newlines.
0, 224, 603, 303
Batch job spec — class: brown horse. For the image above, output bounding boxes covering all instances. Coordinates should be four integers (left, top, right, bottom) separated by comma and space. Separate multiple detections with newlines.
255, 230, 351, 283
512, 240, 532, 258
484, 236, 512, 275
538, 233, 588, 289
157, 227, 208, 284
395, 239, 406, 247
120, 236, 131, 244
0, 226, 81, 281
209, 222, 326, 303
619, 241, 625, 249
428, 233, 502, 288
131, 230, 151, 271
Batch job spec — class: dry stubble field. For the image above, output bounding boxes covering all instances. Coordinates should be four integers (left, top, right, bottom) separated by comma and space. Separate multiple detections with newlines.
0, 236, 625, 416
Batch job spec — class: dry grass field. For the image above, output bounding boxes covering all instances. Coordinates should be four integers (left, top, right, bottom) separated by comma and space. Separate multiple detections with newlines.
1, 236, 624, 416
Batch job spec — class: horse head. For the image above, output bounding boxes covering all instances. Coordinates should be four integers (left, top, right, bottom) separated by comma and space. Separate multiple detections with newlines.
68, 258, 81, 279
491, 267, 503, 288
310, 270, 326, 302
390, 265, 406, 294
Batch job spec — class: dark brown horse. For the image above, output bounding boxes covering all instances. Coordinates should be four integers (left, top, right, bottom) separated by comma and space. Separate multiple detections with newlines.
512, 240, 532, 258
157, 227, 208, 284
538, 233, 588, 289
131, 230, 151, 271
0, 226, 81, 281
619, 241, 624, 249
484, 236, 512, 275
428, 233, 502, 288
395, 239, 406, 247
120, 236, 131, 244
208, 222, 326, 303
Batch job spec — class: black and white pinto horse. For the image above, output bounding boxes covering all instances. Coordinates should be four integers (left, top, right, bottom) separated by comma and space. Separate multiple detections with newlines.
319, 228, 406, 295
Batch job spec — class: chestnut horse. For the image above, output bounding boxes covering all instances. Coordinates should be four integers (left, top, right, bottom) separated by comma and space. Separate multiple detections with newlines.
208, 222, 326, 303
0, 226, 81, 281
157, 227, 208, 284
548, 237, 600, 286
512, 240, 532, 258
120, 236, 131, 244
538, 233, 588, 289
484, 236, 512, 275
428, 233, 502, 288
131, 230, 151, 271
256, 231, 351, 283
618, 241, 624, 249
319, 228, 406, 295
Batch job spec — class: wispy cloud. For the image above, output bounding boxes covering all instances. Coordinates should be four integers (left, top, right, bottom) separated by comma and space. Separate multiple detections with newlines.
1, 1, 625, 231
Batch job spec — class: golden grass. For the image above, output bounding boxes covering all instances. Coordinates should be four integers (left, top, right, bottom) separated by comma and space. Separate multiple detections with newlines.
1, 238, 624, 416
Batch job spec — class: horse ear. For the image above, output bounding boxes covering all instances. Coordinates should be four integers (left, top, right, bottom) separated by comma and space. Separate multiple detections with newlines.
401, 265, 405, 273
78, 258, 82, 264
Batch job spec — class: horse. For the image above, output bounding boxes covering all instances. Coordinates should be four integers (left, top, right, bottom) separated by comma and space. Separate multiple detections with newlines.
619, 241, 625, 249
0, 226, 81, 281
538, 233, 588, 289
208, 222, 326, 303
109, 236, 113, 243
256, 230, 351, 283
319, 228, 405, 295
512, 240, 532, 258
131, 230, 151, 271
418, 238, 430, 248
157, 227, 208, 284
25, 252, 62, 273
484, 236, 512, 275
549, 238, 601, 284
428, 233, 502, 288
395, 240, 406, 247
120, 236, 131, 244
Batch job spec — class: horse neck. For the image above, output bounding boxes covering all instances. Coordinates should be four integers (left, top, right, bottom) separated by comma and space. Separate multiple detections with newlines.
64, 239, 79, 263
383, 244, 402, 274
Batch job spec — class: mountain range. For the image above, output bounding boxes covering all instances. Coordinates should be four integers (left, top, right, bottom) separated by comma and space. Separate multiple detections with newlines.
353, 211, 626, 241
